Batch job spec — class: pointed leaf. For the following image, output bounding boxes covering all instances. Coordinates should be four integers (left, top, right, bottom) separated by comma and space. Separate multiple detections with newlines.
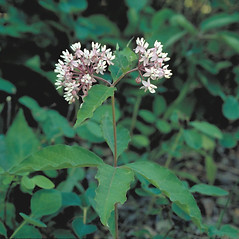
4, 110, 40, 171
75, 85, 116, 127
0, 78, 16, 94
190, 184, 228, 196
101, 116, 131, 158
189, 121, 223, 139
124, 161, 203, 228
32, 175, 55, 189
222, 96, 239, 120
19, 213, 47, 227
72, 218, 97, 238
95, 164, 134, 225
10, 145, 104, 174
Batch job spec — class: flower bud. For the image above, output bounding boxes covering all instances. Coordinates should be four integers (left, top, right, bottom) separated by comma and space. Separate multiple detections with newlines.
135, 76, 141, 84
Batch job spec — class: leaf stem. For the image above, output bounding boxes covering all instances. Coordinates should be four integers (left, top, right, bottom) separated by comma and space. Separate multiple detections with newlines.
93, 75, 112, 86
112, 68, 138, 87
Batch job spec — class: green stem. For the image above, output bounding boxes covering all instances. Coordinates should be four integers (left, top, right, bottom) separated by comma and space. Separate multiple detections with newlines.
10, 220, 27, 239
111, 93, 119, 239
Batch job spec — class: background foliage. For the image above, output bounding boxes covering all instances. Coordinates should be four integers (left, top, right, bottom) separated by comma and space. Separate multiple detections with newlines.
0, 0, 239, 238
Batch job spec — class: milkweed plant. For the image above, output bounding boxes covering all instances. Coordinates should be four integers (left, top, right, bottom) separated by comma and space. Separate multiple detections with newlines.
8, 38, 205, 239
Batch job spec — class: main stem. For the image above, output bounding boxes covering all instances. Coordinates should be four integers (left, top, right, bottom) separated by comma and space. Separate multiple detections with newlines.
111, 93, 119, 239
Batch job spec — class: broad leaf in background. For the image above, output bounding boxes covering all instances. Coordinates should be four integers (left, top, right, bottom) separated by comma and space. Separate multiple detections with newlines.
125, 161, 203, 228
31, 189, 62, 218
200, 12, 239, 32
183, 129, 203, 150
13, 225, 41, 239
72, 218, 97, 238
75, 85, 116, 127
222, 95, 239, 120
10, 145, 104, 174
109, 47, 137, 82
95, 164, 134, 225
19, 96, 75, 140
190, 184, 228, 197
0, 78, 16, 94
101, 116, 131, 159
219, 32, 239, 54
2, 110, 40, 171
189, 121, 223, 139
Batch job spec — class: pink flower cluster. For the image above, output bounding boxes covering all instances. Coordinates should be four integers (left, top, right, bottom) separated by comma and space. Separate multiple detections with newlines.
55, 42, 115, 103
134, 37, 172, 93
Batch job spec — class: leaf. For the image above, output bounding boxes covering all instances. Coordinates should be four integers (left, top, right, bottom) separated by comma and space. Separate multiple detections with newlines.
131, 135, 150, 148
95, 164, 134, 225
10, 145, 104, 174
61, 192, 81, 207
0, 78, 16, 94
220, 32, 239, 54
222, 96, 239, 120
171, 14, 196, 34
205, 156, 217, 185
101, 116, 131, 159
190, 184, 228, 196
31, 189, 62, 218
156, 119, 172, 134
183, 129, 202, 150
189, 121, 223, 139
21, 176, 35, 190
109, 47, 137, 82
125, 0, 148, 12
124, 161, 203, 228
153, 95, 166, 116
58, 0, 87, 13
72, 218, 97, 238
200, 13, 239, 32
208, 224, 239, 238
13, 225, 42, 238
75, 85, 116, 127
219, 132, 237, 148
139, 109, 156, 123
0, 221, 7, 237
4, 109, 40, 171
32, 175, 55, 189
19, 213, 47, 227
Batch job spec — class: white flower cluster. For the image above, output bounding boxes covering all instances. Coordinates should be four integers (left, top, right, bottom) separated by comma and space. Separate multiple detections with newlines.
134, 37, 172, 93
55, 42, 115, 103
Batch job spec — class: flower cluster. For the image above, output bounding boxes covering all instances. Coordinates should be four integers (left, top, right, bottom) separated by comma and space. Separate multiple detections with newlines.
55, 42, 115, 103
134, 37, 172, 93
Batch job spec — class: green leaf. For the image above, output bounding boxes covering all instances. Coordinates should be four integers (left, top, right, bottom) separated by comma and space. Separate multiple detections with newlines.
189, 121, 223, 139
205, 156, 217, 185
153, 95, 166, 116
32, 175, 55, 189
109, 47, 137, 82
10, 145, 104, 174
171, 14, 196, 34
13, 225, 42, 238
208, 224, 239, 238
156, 119, 172, 134
219, 133, 237, 148
72, 218, 97, 238
125, 0, 148, 12
131, 135, 150, 148
183, 129, 202, 150
19, 213, 47, 227
58, 0, 87, 13
172, 203, 191, 221
222, 96, 239, 120
31, 189, 62, 217
21, 176, 35, 190
75, 85, 116, 127
0, 221, 7, 237
95, 164, 134, 225
4, 109, 40, 171
200, 13, 239, 32
61, 192, 81, 207
190, 184, 228, 196
139, 109, 156, 123
101, 116, 131, 159
220, 32, 239, 54
124, 161, 203, 228
0, 78, 16, 94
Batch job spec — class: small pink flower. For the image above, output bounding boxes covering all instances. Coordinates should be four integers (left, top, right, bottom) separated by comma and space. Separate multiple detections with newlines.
140, 79, 157, 93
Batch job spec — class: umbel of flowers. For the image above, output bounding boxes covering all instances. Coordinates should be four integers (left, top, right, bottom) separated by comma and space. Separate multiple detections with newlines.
55, 38, 172, 103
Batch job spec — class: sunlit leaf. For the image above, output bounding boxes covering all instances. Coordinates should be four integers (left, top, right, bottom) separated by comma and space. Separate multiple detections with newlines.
0, 78, 16, 94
